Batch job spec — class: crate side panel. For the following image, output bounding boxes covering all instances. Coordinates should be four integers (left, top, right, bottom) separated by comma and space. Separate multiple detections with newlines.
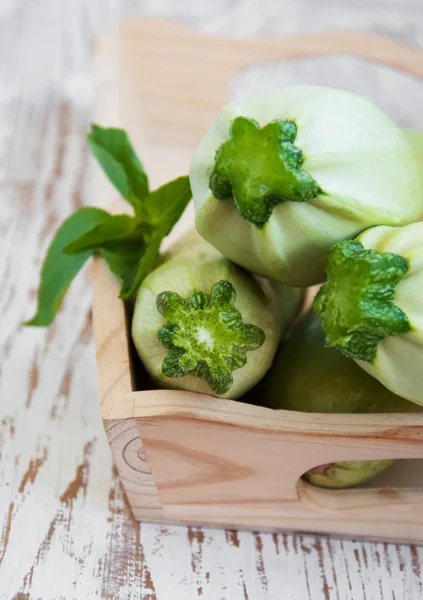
103, 418, 171, 522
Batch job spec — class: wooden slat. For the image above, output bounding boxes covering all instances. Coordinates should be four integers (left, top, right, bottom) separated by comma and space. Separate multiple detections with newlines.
132, 392, 423, 540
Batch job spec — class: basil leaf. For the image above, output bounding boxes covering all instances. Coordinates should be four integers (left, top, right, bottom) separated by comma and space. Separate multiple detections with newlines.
63, 214, 138, 254
25, 207, 109, 326
101, 250, 143, 292
120, 234, 164, 300
144, 176, 191, 234
27, 125, 191, 328
115, 176, 192, 298
95, 226, 151, 255
88, 125, 149, 216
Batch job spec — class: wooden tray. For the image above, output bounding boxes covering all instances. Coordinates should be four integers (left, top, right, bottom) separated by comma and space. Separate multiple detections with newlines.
92, 17, 423, 543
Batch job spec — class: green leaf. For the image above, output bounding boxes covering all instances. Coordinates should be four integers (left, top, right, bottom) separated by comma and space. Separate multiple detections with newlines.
101, 250, 143, 292
144, 176, 191, 234
110, 176, 192, 298
27, 124, 190, 328
63, 213, 152, 256
63, 214, 135, 253
120, 234, 164, 300
25, 207, 109, 327
95, 226, 151, 255
88, 125, 149, 215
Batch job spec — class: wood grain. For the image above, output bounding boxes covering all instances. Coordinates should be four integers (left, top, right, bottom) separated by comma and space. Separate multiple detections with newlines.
2, 1, 423, 599
134, 393, 423, 542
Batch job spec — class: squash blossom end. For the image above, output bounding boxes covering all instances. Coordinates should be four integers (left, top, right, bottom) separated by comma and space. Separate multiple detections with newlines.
313, 240, 410, 362
209, 116, 321, 227
156, 280, 266, 395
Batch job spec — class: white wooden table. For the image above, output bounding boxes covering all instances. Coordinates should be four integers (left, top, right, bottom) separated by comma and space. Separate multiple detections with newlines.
1, 1, 423, 598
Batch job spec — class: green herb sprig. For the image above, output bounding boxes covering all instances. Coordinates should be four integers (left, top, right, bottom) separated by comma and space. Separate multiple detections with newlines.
25, 125, 191, 326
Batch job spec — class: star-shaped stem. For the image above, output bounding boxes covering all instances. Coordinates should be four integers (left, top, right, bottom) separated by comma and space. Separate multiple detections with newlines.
313, 240, 410, 362
209, 116, 321, 226
156, 280, 265, 395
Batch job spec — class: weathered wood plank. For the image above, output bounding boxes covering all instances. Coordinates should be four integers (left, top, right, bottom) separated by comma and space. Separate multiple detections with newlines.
1, 1, 423, 599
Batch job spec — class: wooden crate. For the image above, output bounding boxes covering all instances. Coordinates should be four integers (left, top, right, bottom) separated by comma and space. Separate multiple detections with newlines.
92, 17, 423, 543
